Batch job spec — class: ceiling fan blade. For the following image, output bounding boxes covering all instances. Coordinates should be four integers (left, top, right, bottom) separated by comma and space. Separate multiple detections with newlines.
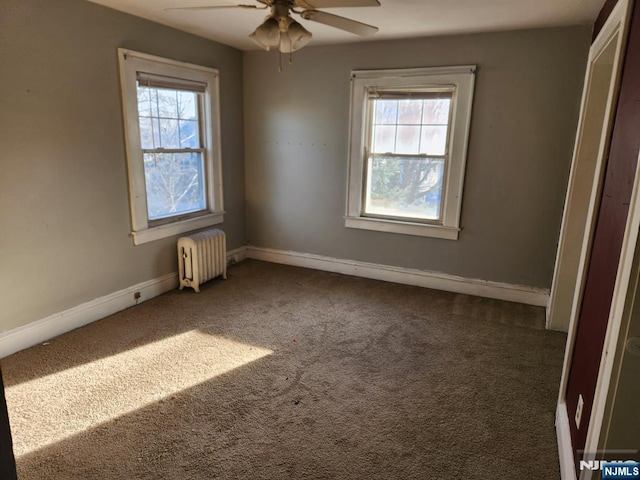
300, 10, 378, 36
165, 4, 263, 11
294, 0, 380, 8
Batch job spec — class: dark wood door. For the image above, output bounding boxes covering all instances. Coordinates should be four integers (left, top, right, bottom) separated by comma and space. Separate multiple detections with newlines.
565, 0, 640, 469
0, 366, 17, 480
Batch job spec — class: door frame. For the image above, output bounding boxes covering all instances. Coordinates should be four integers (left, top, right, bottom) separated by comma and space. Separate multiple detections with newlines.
555, 0, 633, 478
547, 0, 630, 333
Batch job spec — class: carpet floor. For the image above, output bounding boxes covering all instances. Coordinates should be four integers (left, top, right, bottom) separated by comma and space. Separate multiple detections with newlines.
1, 260, 566, 479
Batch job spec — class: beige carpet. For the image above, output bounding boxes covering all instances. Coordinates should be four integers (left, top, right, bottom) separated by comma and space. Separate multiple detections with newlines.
1, 260, 566, 479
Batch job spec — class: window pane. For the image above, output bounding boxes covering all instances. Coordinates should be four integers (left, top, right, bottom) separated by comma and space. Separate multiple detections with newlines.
144, 152, 206, 220
177, 91, 197, 120
373, 99, 398, 124
158, 118, 180, 149
420, 126, 448, 155
365, 155, 444, 221
136, 86, 201, 150
179, 120, 200, 149
397, 99, 423, 124
156, 89, 178, 118
373, 125, 396, 153
137, 86, 158, 117
396, 126, 421, 154
138, 117, 160, 149
423, 98, 451, 125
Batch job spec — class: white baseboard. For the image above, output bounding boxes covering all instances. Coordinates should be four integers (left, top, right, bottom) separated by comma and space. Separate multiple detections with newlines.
0, 248, 249, 359
0, 245, 549, 359
557, 402, 578, 480
245, 246, 549, 307
227, 246, 248, 265
0, 273, 179, 359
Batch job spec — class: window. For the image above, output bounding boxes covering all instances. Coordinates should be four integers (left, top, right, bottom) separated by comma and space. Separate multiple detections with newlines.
346, 66, 476, 240
118, 49, 224, 245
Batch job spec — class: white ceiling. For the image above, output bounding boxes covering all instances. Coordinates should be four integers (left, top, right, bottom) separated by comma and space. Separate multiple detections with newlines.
87, 0, 606, 51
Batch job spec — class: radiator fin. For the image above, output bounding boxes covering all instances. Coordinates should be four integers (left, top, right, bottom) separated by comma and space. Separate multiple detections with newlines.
177, 229, 227, 293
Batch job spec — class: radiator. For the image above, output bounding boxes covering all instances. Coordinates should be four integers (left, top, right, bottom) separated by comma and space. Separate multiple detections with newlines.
178, 229, 227, 292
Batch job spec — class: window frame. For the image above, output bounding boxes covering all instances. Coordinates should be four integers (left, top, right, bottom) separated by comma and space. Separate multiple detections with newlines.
118, 49, 224, 245
345, 66, 476, 240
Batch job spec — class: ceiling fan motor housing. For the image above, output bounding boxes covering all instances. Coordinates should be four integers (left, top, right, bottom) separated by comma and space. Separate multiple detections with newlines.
251, 0, 313, 52
272, 2, 294, 31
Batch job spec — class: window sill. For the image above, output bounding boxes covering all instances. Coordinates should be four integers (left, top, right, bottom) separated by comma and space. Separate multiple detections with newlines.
345, 216, 460, 240
132, 211, 224, 245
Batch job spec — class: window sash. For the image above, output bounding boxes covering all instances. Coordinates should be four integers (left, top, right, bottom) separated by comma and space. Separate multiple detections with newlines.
362, 153, 447, 224
136, 72, 207, 93
367, 89, 454, 100
142, 150, 208, 223
148, 208, 209, 227
365, 92, 454, 157
142, 148, 206, 154
136, 86, 205, 151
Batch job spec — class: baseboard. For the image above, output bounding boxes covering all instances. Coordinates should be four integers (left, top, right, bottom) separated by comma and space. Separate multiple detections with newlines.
0, 248, 249, 359
557, 403, 578, 480
0, 245, 547, 359
227, 246, 248, 265
0, 273, 179, 359
245, 246, 549, 307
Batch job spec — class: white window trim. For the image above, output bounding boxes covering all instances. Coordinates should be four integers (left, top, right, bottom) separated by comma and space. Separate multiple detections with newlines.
345, 66, 476, 240
118, 48, 224, 245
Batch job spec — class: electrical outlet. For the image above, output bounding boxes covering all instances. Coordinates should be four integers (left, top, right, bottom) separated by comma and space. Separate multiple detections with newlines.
134, 291, 141, 300
575, 394, 584, 428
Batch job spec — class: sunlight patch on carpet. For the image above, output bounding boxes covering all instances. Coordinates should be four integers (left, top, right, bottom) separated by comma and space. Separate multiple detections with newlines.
5, 331, 272, 457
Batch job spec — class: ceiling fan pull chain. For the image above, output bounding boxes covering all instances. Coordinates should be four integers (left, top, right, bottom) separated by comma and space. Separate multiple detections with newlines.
278, 49, 283, 72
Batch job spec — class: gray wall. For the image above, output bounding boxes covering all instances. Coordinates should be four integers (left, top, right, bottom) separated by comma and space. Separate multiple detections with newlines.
0, 0, 246, 333
0, 2, 591, 336
243, 26, 591, 289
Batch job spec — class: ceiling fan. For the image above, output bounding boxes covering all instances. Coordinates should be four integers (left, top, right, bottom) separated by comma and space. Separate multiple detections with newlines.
166, 0, 381, 54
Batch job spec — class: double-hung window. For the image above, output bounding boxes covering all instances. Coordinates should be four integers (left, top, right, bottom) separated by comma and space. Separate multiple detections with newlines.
118, 49, 224, 245
346, 66, 475, 240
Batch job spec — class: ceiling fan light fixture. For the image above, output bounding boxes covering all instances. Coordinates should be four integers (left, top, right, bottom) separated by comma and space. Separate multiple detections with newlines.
281, 19, 312, 53
168, 1, 381, 57
249, 32, 270, 51
250, 17, 281, 50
